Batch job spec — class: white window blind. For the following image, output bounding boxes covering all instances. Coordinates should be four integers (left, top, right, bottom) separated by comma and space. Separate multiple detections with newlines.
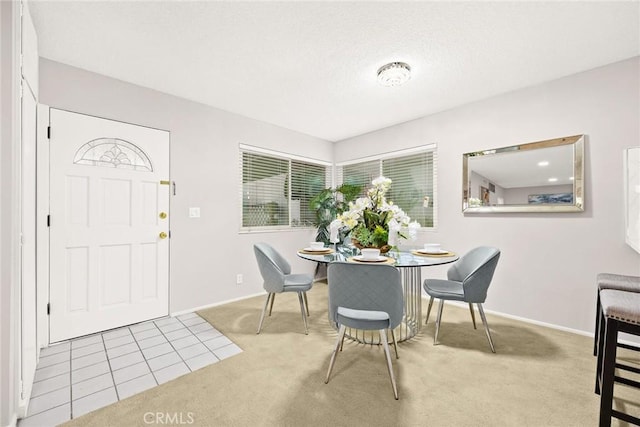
383, 151, 436, 228
240, 145, 329, 230
291, 160, 327, 226
340, 160, 381, 191
336, 146, 437, 228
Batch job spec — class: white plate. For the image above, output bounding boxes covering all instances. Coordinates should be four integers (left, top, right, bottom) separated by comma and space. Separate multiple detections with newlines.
353, 255, 388, 262
417, 249, 448, 255
304, 247, 328, 252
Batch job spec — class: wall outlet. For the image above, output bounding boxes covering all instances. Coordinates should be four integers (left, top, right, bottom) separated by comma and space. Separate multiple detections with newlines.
236, 274, 243, 285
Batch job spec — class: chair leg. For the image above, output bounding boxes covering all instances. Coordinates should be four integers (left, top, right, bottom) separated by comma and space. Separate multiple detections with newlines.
268, 293, 276, 316
595, 301, 607, 395
594, 291, 601, 356
297, 292, 309, 335
425, 296, 434, 325
303, 291, 310, 316
257, 293, 272, 334
599, 318, 618, 427
325, 324, 346, 384
380, 329, 399, 400
434, 299, 444, 345
469, 303, 477, 329
477, 303, 496, 353
390, 328, 399, 359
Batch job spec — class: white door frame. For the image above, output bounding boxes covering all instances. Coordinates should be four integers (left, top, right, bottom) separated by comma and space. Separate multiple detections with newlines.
18, 1, 39, 415
19, 78, 37, 416
36, 104, 50, 349
40, 108, 172, 343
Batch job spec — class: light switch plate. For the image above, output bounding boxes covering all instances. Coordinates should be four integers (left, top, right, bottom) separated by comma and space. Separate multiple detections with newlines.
189, 207, 200, 218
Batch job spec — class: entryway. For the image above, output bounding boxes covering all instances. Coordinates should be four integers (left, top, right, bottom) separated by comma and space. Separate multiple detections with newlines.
18, 313, 242, 426
47, 109, 171, 342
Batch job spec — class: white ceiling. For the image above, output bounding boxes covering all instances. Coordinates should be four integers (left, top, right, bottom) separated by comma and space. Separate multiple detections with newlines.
28, 1, 640, 142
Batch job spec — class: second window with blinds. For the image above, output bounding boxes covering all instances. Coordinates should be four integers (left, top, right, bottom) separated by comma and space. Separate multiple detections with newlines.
336, 146, 437, 228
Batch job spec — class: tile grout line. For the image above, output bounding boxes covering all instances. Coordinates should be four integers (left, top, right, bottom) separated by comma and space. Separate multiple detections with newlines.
22, 401, 70, 420
70, 347, 105, 361
99, 333, 120, 406
70, 369, 111, 388
25, 314, 241, 423
68, 353, 108, 373
33, 359, 71, 377
31, 370, 69, 386
177, 316, 221, 363
153, 319, 193, 373
69, 337, 103, 350
115, 369, 155, 389
175, 317, 216, 363
68, 344, 73, 420
128, 326, 160, 389
187, 315, 238, 355
30, 383, 71, 400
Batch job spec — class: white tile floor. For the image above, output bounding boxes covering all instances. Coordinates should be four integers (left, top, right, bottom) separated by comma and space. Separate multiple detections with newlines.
18, 313, 242, 426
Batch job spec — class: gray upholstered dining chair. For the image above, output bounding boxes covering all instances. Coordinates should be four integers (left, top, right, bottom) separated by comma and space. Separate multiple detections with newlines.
253, 242, 313, 335
594, 273, 640, 355
325, 262, 403, 399
423, 246, 500, 352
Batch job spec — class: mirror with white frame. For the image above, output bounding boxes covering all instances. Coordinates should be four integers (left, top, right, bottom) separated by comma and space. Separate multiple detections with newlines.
462, 135, 585, 213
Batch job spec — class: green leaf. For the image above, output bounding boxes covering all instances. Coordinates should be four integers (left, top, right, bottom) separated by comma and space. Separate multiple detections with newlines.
372, 225, 389, 247
363, 209, 380, 230
336, 183, 362, 203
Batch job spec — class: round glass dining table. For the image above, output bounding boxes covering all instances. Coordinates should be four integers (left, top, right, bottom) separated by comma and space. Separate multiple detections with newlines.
297, 245, 459, 343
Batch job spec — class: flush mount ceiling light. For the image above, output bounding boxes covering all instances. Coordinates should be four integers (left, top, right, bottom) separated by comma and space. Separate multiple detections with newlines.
377, 62, 411, 87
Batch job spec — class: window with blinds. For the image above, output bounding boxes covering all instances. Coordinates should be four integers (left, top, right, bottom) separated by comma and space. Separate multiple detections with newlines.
240, 146, 329, 230
336, 146, 437, 228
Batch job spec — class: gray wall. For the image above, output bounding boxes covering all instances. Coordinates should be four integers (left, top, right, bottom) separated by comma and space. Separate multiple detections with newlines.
38, 56, 640, 336
39, 58, 332, 314
335, 57, 640, 334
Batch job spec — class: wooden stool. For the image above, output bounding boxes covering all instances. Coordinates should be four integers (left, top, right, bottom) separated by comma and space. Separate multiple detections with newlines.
595, 289, 640, 426
594, 273, 640, 356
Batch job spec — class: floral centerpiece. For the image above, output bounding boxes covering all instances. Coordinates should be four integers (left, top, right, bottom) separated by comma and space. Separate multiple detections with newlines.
329, 176, 420, 252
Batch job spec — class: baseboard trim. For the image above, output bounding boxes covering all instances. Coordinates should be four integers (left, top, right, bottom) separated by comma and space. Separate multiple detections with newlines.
170, 292, 266, 317
171, 290, 639, 345
3, 414, 17, 427
483, 305, 591, 337
436, 299, 591, 337
443, 300, 640, 346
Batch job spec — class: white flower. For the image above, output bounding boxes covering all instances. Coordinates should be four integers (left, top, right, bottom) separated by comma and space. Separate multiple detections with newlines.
408, 221, 421, 240
352, 197, 372, 212
371, 176, 392, 188
331, 176, 421, 247
329, 219, 343, 243
387, 219, 401, 246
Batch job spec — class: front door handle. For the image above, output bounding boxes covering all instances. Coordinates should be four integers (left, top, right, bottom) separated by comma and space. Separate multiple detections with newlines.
159, 231, 168, 239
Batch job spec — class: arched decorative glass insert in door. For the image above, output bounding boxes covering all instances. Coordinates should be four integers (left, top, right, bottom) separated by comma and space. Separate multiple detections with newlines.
73, 138, 153, 172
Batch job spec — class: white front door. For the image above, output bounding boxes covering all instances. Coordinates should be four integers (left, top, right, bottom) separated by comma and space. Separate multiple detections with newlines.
49, 109, 170, 342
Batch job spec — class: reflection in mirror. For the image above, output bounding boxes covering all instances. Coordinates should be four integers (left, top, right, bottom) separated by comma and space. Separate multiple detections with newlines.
463, 135, 584, 213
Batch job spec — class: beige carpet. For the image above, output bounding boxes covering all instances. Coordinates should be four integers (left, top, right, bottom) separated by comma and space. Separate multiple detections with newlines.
65, 283, 639, 426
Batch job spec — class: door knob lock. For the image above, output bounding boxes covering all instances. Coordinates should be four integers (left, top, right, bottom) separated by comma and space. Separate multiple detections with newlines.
159, 231, 168, 239
159, 212, 167, 219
